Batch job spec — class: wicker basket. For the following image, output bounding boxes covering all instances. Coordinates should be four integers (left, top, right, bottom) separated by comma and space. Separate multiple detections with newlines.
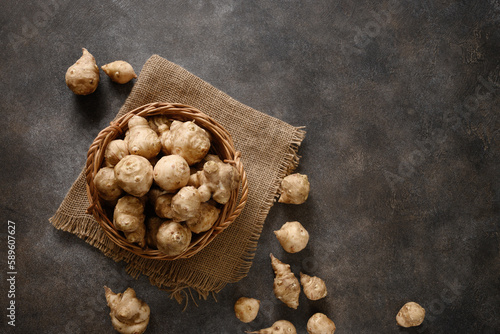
85, 102, 248, 260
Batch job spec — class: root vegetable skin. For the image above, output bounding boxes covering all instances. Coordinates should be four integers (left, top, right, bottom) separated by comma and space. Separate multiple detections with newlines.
270, 254, 300, 309
105, 139, 129, 167
274, 221, 309, 253
246, 320, 297, 334
161, 120, 211, 165
170, 186, 202, 221
234, 297, 260, 323
94, 167, 123, 203
65, 48, 99, 95
104, 286, 150, 334
278, 173, 310, 204
127, 116, 162, 159
156, 221, 192, 256
300, 273, 328, 301
186, 202, 220, 233
396, 302, 425, 328
114, 155, 154, 197
153, 155, 190, 192
307, 313, 336, 334
102, 60, 137, 84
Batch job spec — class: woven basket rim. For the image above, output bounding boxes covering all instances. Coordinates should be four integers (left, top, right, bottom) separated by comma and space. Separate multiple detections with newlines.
85, 102, 248, 260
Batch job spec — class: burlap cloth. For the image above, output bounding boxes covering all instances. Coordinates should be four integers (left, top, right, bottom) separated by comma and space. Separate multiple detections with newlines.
50, 55, 305, 302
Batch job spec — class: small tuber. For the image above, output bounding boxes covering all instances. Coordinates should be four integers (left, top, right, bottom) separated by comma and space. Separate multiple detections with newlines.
104, 286, 150, 334
153, 155, 190, 192
114, 155, 154, 197
161, 120, 211, 165
65, 48, 100, 95
156, 221, 192, 256
102, 60, 137, 84
148, 188, 174, 219
246, 320, 297, 334
94, 166, 123, 204
113, 196, 146, 247
127, 116, 162, 159
105, 139, 129, 167
170, 186, 202, 221
270, 254, 300, 309
278, 173, 310, 204
307, 313, 336, 334
234, 297, 260, 323
300, 272, 328, 301
396, 302, 425, 328
186, 201, 220, 233
274, 221, 309, 253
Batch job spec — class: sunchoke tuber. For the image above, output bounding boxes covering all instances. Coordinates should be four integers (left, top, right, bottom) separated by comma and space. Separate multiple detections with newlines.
300, 273, 328, 301
65, 48, 99, 95
148, 187, 174, 219
270, 254, 300, 309
274, 221, 309, 253
145, 216, 163, 249
278, 173, 310, 204
156, 221, 192, 256
396, 302, 425, 328
153, 155, 190, 192
161, 120, 211, 165
102, 60, 137, 84
105, 139, 129, 167
114, 155, 154, 197
113, 196, 146, 247
170, 186, 202, 221
94, 167, 123, 204
104, 286, 150, 334
307, 313, 336, 334
186, 202, 220, 233
246, 320, 297, 334
127, 116, 161, 159
234, 297, 260, 323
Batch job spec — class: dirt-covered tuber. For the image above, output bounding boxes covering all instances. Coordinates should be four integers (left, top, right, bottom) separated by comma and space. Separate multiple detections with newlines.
278, 173, 310, 204
300, 273, 328, 301
246, 320, 297, 334
104, 286, 150, 334
114, 155, 154, 197
274, 221, 309, 253
234, 297, 260, 323
270, 254, 300, 309
156, 221, 192, 256
102, 60, 137, 84
153, 155, 190, 192
161, 120, 211, 165
65, 48, 100, 95
105, 139, 129, 167
127, 116, 162, 159
396, 302, 425, 328
307, 313, 336, 334
94, 167, 123, 204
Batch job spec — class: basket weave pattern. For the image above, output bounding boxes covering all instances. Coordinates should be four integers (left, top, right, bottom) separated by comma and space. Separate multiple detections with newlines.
85, 102, 248, 260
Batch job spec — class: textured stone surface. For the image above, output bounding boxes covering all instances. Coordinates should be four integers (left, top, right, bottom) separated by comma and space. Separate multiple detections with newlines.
1, 1, 499, 333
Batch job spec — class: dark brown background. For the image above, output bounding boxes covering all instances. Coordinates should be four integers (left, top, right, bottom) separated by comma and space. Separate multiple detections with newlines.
1, 1, 499, 333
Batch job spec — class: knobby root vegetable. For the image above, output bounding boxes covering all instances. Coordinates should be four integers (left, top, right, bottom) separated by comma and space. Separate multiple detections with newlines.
156, 221, 192, 256
145, 216, 163, 249
65, 48, 99, 95
189, 155, 240, 204
396, 302, 425, 327
161, 120, 211, 165
234, 297, 260, 323
274, 221, 309, 253
94, 167, 122, 204
307, 313, 336, 334
127, 116, 162, 159
300, 273, 328, 301
246, 320, 297, 334
114, 155, 154, 197
270, 254, 300, 309
278, 173, 310, 204
148, 188, 174, 219
105, 139, 129, 167
148, 115, 171, 135
104, 286, 150, 334
113, 196, 146, 247
101, 60, 137, 84
170, 186, 202, 221
186, 202, 220, 233
153, 155, 190, 192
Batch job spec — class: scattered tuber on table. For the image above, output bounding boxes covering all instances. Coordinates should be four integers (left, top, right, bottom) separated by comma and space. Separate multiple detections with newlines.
104, 286, 150, 334
153, 155, 190, 192
170, 186, 202, 221
65, 48, 100, 95
160, 120, 211, 165
396, 302, 425, 328
101, 60, 137, 84
274, 221, 309, 253
113, 196, 146, 247
270, 254, 300, 309
300, 272, 328, 301
94, 166, 123, 204
246, 320, 297, 334
278, 173, 310, 204
127, 116, 162, 159
234, 297, 260, 323
114, 155, 154, 197
186, 201, 220, 233
105, 139, 129, 167
307, 313, 336, 334
156, 221, 192, 256
188, 155, 240, 204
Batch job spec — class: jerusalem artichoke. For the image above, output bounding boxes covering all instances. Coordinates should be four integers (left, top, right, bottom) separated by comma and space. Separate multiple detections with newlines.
153, 155, 190, 192
274, 221, 309, 253
186, 201, 220, 233
113, 196, 146, 247
156, 221, 192, 256
170, 186, 202, 221
270, 254, 300, 309
94, 166, 123, 204
307, 313, 336, 334
104, 286, 150, 334
127, 116, 161, 159
160, 120, 211, 165
246, 320, 297, 334
114, 155, 154, 197
102, 60, 137, 84
105, 139, 129, 167
234, 297, 260, 323
396, 302, 425, 328
278, 173, 310, 204
300, 273, 327, 301
65, 48, 99, 95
